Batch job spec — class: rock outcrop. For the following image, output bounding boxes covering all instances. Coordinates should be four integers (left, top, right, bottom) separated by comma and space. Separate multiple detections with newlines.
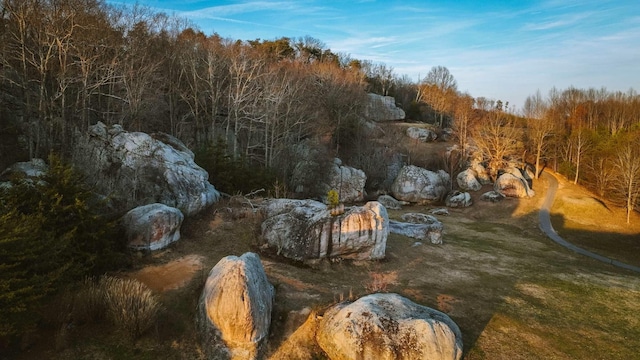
406, 127, 437, 142
377, 194, 404, 210
317, 293, 463, 360
261, 200, 389, 262
0, 158, 48, 180
469, 158, 492, 185
494, 168, 535, 198
75, 122, 220, 215
456, 169, 482, 191
389, 221, 443, 244
327, 158, 366, 203
122, 203, 184, 251
389, 212, 443, 244
446, 191, 472, 208
391, 165, 450, 203
364, 93, 405, 122
197, 252, 274, 360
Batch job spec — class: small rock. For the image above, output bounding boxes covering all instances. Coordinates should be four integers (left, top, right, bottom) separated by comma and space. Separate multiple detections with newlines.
431, 208, 449, 216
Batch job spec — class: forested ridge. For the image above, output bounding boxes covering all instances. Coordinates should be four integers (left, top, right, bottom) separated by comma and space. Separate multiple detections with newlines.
1, 0, 639, 219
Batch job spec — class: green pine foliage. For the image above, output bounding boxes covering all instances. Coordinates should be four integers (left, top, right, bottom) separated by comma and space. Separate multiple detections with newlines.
0, 156, 125, 339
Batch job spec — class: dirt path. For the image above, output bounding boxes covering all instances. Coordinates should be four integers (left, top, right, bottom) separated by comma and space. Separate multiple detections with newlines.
539, 171, 640, 273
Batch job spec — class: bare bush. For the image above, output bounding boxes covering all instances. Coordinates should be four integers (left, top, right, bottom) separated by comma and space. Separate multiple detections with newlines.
72, 277, 106, 325
100, 276, 161, 339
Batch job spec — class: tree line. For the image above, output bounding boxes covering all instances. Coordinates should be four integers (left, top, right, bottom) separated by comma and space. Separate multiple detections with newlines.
0, 0, 405, 174
416, 71, 640, 224
1, 0, 638, 221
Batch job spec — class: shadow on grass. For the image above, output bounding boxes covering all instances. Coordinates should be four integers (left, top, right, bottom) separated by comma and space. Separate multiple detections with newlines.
550, 213, 640, 266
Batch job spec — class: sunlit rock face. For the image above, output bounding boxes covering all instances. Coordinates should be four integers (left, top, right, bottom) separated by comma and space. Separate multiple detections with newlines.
122, 203, 183, 251
75, 122, 220, 215
196, 252, 274, 360
469, 157, 492, 185
317, 293, 463, 360
457, 168, 482, 191
494, 168, 535, 198
391, 165, 450, 204
261, 199, 389, 262
365, 93, 406, 121
327, 158, 367, 203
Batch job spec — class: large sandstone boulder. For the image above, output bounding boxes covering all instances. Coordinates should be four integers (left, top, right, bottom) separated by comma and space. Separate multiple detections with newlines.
74, 122, 220, 215
0, 158, 48, 180
391, 165, 450, 203
494, 168, 535, 198
261, 200, 388, 262
389, 212, 443, 244
196, 252, 274, 360
327, 158, 366, 203
469, 158, 491, 185
389, 220, 443, 244
122, 203, 184, 251
317, 293, 463, 360
406, 127, 437, 142
456, 169, 482, 191
364, 93, 406, 122
446, 191, 472, 208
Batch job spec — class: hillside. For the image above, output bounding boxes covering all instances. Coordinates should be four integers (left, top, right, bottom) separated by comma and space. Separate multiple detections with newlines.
11, 134, 639, 360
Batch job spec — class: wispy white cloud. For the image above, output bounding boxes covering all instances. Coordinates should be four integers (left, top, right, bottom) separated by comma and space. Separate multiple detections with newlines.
522, 11, 594, 31
182, 1, 302, 18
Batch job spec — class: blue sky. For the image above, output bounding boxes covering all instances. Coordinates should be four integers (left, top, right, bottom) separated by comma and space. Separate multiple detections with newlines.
109, 0, 640, 110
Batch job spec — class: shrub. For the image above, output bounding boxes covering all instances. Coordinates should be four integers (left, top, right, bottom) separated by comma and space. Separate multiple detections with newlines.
327, 189, 340, 207
0, 155, 125, 340
101, 276, 160, 339
72, 277, 107, 325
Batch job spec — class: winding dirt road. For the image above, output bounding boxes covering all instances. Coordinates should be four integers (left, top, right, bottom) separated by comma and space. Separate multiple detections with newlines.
539, 171, 640, 273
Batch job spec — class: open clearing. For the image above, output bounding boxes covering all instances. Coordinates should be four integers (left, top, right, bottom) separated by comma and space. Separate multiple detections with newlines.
32, 169, 640, 360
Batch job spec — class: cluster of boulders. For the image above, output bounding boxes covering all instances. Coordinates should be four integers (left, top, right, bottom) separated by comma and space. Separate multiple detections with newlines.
74, 122, 222, 252
196, 252, 463, 360
6, 96, 561, 358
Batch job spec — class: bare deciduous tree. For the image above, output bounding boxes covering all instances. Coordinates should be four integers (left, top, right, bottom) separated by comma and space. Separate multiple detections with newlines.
472, 108, 522, 180
524, 90, 553, 178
